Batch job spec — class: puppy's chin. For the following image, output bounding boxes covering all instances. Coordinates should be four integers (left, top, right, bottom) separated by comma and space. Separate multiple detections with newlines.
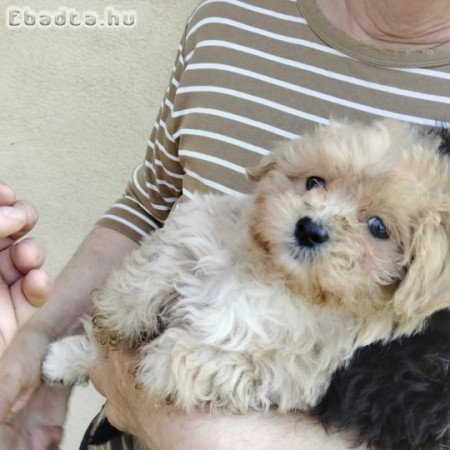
274, 250, 394, 314
288, 244, 326, 264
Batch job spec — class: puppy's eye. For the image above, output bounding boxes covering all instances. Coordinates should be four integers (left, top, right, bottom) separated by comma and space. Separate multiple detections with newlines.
368, 216, 389, 240
306, 177, 326, 190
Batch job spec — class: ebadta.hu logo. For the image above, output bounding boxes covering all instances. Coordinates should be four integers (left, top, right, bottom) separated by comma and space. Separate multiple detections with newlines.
6, 6, 136, 28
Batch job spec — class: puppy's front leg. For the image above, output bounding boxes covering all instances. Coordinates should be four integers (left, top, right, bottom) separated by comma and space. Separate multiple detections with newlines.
42, 334, 96, 386
92, 234, 183, 348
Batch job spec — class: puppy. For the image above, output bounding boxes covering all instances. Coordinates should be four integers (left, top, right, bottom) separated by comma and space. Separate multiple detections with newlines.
313, 127, 450, 450
42, 120, 450, 417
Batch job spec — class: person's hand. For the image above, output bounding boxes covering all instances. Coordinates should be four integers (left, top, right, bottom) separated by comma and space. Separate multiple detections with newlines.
90, 348, 198, 449
0, 383, 69, 450
0, 181, 52, 349
89, 349, 368, 450
0, 222, 139, 449
0, 181, 61, 449
0, 317, 70, 450
89, 348, 154, 444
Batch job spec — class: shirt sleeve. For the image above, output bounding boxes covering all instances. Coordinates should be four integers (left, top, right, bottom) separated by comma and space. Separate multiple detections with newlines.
97, 30, 187, 243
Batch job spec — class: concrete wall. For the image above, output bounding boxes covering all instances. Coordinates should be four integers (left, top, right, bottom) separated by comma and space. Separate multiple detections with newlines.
0, 0, 199, 447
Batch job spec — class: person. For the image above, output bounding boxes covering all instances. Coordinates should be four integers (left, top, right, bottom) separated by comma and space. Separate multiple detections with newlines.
0, 182, 53, 447
1, 0, 449, 449
0, 182, 50, 343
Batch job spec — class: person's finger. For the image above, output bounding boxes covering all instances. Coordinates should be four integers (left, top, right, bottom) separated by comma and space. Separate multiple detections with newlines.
12, 238, 45, 273
0, 207, 27, 240
21, 269, 52, 308
9, 384, 36, 416
0, 328, 47, 420
12, 238, 46, 274
10, 270, 52, 325
0, 277, 17, 352
0, 238, 14, 253
0, 183, 16, 206
0, 239, 46, 285
9, 201, 38, 241
0, 365, 37, 421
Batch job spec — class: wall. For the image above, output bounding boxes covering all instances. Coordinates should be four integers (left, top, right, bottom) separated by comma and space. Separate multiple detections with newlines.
0, 0, 199, 447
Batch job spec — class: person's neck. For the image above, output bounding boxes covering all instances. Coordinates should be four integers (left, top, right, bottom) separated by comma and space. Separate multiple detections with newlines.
315, 0, 450, 49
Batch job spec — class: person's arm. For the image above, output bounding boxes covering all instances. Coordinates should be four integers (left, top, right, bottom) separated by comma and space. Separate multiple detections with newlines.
90, 349, 367, 450
0, 226, 138, 449
32, 226, 139, 340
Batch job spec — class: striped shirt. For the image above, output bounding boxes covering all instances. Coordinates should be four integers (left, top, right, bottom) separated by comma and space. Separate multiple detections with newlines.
97, 0, 450, 243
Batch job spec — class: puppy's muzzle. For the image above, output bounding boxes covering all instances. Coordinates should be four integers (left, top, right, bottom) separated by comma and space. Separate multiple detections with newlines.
295, 217, 329, 248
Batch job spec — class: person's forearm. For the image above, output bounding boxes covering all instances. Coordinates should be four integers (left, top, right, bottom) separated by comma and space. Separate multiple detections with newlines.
29, 226, 139, 340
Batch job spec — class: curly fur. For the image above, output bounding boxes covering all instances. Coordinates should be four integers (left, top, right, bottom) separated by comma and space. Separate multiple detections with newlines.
42, 120, 450, 425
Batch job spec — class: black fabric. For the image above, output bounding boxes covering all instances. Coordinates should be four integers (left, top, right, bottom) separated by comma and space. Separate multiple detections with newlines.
88, 417, 123, 446
314, 310, 450, 450
79, 404, 125, 450
79, 414, 97, 450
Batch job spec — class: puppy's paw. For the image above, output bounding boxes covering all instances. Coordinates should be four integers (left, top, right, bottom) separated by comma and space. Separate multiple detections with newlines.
41, 335, 95, 387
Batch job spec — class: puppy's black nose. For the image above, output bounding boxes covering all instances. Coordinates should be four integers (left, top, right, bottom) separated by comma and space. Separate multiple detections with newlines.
295, 217, 329, 248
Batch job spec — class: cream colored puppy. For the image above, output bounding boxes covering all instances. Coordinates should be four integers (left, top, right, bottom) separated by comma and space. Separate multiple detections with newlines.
42, 120, 450, 414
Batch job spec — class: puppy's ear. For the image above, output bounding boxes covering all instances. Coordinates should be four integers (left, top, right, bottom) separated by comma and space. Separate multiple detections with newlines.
246, 153, 276, 182
393, 212, 450, 334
